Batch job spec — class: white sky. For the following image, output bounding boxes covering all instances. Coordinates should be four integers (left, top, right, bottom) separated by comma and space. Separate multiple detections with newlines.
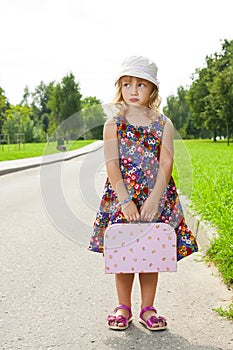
0, 0, 232, 107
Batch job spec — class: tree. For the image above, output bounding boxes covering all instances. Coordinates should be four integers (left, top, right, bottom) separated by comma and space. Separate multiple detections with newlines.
208, 40, 233, 144
48, 73, 82, 133
31, 81, 54, 134
163, 94, 179, 127
187, 63, 220, 140
0, 87, 8, 134
187, 39, 233, 142
3, 105, 33, 142
21, 86, 31, 106
81, 97, 105, 139
163, 86, 197, 138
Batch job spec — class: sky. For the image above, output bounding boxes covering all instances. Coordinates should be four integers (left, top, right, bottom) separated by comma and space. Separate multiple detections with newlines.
0, 0, 232, 108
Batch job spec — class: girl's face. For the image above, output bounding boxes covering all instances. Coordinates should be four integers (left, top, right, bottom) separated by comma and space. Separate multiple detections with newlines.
120, 76, 154, 107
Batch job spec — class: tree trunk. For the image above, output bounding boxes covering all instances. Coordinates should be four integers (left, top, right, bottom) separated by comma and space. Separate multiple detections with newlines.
226, 119, 230, 146
213, 127, 217, 142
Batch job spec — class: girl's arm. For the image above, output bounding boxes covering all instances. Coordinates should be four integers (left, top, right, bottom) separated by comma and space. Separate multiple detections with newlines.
104, 117, 140, 221
140, 118, 174, 221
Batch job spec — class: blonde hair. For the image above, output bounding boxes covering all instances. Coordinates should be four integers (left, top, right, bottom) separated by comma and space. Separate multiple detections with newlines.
113, 76, 162, 119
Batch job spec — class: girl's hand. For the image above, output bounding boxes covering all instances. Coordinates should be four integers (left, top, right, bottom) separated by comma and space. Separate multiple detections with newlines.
122, 200, 140, 222
140, 197, 159, 222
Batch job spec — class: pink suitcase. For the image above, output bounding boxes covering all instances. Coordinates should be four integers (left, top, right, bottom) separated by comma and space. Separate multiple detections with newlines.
104, 222, 177, 274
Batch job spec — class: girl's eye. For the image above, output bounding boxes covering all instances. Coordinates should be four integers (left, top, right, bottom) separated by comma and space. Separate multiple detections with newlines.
123, 83, 130, 87
139, 83, 145, 87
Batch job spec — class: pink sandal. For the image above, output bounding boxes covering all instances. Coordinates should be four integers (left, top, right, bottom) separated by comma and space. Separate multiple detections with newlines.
107, 304, 133, 330
139, 306, 167, 331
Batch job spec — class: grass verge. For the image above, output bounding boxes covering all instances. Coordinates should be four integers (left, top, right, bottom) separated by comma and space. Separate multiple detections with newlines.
173, 139, 233, 320
0, 140, 96, 161
173, 140, 233, 285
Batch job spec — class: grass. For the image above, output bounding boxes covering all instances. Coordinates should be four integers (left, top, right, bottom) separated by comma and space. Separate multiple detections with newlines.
213, 302, 233, 320
173, 139, 233, 319
0, 140, 96, 161
173, 140, 233, 284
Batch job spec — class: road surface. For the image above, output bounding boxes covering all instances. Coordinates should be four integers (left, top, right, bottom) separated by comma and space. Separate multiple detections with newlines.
0, 147, 232, 349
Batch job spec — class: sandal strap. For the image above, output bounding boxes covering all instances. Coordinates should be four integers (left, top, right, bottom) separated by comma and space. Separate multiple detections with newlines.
140, 306, 157, 318
146, 315, 160, 328
146, 315, 167, 328
107, 315, 127, 327
114, 304, 132, 319
107, 305, 133, 327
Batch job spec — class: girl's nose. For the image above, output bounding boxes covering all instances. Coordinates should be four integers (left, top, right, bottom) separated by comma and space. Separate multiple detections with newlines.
131, 85, 138, 95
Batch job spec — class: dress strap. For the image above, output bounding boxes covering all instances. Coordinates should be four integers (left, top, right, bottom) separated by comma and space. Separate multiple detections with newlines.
113, 115, 126, 126
158, 114, 167, 126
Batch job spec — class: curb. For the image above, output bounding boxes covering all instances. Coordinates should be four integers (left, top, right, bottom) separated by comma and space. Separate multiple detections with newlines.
0, 140, 104, 176
180, 194, 217, 253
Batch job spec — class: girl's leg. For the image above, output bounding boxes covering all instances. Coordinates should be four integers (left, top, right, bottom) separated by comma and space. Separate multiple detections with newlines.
115, 273, 135, 306
110, 273, 135, 327
139, 272, 163, 328
139, 272, 158, 308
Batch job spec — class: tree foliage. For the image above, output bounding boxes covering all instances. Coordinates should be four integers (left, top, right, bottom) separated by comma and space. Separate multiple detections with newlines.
81, 96, 105, 139
47, 73, 82, 133
164, 39, 233, 142
0, 71, 103, 143
2, 40, 231, 144
0, 87, 8, 134
3, 105, 33, 142
163, 86, 199, 138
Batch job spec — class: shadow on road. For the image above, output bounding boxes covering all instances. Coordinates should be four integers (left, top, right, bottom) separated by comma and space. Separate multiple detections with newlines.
103, 323, 224, 350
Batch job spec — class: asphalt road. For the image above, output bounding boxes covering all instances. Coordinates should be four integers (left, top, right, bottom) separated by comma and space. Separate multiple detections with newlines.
0, 147, 232, 350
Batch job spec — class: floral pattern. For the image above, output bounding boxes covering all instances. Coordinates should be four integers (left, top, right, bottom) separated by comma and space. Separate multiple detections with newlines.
88, 115, 198, 261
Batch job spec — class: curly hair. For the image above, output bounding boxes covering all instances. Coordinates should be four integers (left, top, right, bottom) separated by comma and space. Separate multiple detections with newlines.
112, 76, 162, 119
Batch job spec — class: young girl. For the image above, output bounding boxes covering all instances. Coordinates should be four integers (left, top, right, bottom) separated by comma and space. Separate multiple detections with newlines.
88, 56, 198, 331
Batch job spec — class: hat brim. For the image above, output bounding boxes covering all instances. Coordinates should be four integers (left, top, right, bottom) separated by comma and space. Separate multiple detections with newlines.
115, 70, 159, 89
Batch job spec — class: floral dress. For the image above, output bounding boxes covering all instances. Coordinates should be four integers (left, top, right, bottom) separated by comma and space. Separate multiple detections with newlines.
88, 114, 198, 261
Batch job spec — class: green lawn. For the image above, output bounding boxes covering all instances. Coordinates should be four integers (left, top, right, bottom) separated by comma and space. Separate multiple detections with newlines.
173, 139, 233, 319
173, 140, 233, 285
0, 140, 96, 161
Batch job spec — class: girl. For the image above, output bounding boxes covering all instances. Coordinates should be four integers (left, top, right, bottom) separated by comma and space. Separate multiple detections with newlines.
88, 56, 198, 331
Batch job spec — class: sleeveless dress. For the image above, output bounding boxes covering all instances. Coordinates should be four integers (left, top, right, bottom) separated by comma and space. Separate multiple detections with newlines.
88, 115, 198, 261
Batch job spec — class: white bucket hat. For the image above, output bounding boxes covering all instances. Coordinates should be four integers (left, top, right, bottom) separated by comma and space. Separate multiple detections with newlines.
115, 55, 159, 89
